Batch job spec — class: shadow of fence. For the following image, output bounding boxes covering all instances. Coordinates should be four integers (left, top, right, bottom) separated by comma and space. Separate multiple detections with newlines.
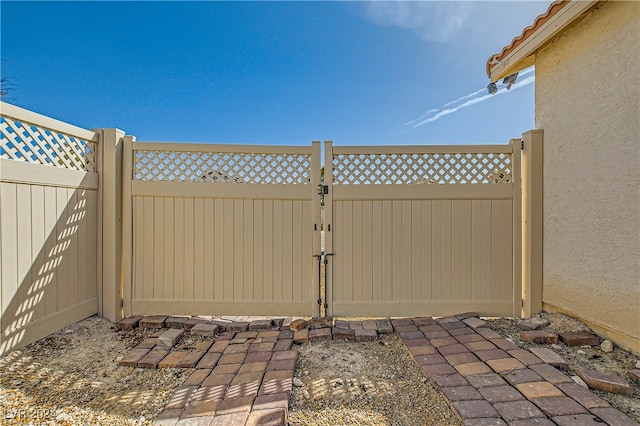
1, 182, 98, 356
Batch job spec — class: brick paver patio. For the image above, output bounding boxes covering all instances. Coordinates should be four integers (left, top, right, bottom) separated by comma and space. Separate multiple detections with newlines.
395, 314, 638, 426
116, 315, 637, 426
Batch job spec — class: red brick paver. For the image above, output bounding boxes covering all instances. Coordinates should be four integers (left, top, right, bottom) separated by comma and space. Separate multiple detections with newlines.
396, 315, 637, 426
122, 314, 638, 426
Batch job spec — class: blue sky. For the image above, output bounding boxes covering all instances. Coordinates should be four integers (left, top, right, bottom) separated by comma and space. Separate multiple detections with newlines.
1, 1, 549, 146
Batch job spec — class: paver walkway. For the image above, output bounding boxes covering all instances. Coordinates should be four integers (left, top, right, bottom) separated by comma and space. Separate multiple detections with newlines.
153, 328, 296, 425
131, 314, 637, 426
395, 315, 638, 426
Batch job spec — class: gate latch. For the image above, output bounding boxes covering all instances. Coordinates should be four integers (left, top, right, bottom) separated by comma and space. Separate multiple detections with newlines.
318, 184, 328, 195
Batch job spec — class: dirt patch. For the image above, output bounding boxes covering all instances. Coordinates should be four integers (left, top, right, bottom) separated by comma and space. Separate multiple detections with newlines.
0, 316, 189, 425
288, 334, 461, 426
485, 312, 640, 423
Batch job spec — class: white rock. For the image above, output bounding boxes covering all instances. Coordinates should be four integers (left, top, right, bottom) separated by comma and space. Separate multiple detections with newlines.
577, 350, 586, 356
64, 329, 74, 334
571, 375, 589, 389
636, 360, 640, 369
56, 413, 71, 422
600, 340, 613, 353
293, 377, 304, 387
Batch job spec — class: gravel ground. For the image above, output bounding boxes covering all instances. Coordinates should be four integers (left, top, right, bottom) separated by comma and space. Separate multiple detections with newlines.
0, 316, 190, 426
288, 333, 462, 426
484, 312, 640, 423
4, 312, 636, 425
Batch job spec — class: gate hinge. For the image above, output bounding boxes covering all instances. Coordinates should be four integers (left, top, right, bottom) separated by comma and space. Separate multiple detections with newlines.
521, 139, 525, 150
318, 184, 328, 195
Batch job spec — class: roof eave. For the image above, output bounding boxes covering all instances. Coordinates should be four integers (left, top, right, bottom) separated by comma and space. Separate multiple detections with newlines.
487, 0, 601, 83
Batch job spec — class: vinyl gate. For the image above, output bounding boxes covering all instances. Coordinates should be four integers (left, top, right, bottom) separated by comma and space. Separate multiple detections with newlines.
122, 140, 322, 317
121, 139, 523, 319
323, 141, 522, 318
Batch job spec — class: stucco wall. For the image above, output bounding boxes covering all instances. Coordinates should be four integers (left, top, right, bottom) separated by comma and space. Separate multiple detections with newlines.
535, 1, 639, 354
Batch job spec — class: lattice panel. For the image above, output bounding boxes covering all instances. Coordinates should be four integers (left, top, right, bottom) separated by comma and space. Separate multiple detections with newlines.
332, 152, 512, 184
0, 116, 96, 172
134, 150, 312, 184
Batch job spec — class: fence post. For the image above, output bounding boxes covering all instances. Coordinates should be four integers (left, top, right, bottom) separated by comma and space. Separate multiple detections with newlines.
310, 141, 322, 316
511, 138, 523, 319
122, 135, 135, 318
95, 128, 125, 323
323, 141, 334, 317
521, 129, 544, 318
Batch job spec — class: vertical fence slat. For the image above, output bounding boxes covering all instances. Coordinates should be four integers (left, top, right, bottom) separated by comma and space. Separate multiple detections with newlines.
1, 184, 18, 331
382, 200, 393, 302
184, 198, 195, 301
30, 185, 47, 322
143, 197, 154, 302
352, 200, 363, 303
441, 200, 452, 301
291, 200, 302, 302
263, 199, 273, 302
421, 200, 433, 301
243, 199, 254, 301
203, 198, 215, 300
372, 201, 383, 302
43, 186, 59, 315
194, 198, 205, 301
282, 200, 293, 302
451, 200, 462, 301
431, 200, 442, 301
154, 197, 165, 301
56, 186, 69, 310
163, 198, 174, 301
271, 201, 282, 302
214, 199, 225, 300
362, 200, 373, 302
461, 200, 472, 301
68, 188, 79, 307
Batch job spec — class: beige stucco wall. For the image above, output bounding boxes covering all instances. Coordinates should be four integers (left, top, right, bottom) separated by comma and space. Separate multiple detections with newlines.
535, 1, 640, 354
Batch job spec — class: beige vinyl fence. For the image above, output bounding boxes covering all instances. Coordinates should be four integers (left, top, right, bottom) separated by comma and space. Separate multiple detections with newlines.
324, 142, 523, 318
122, 140, 322, 317
0, 103, 99, 355
0, 101, 544, 355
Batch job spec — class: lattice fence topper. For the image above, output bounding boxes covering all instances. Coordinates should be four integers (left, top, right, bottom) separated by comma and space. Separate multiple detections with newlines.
0, 116, 97, 172
332, 152, 512, 184
134, 150, 312, 184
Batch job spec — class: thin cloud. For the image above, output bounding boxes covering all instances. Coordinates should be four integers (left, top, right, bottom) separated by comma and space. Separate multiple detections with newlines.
404, 108, 438, 127
442, 88, 486, 108
407, 74, 535, 128
365, 1, 473, 43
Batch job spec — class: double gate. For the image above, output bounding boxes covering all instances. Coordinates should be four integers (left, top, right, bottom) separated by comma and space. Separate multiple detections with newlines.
123, 139, 522, 318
